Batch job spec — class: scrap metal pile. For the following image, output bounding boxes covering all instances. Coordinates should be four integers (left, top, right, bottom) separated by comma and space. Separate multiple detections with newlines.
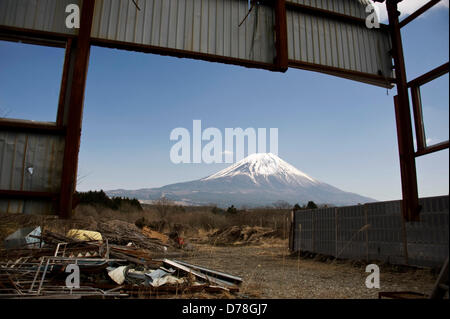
0, 226, 242, 299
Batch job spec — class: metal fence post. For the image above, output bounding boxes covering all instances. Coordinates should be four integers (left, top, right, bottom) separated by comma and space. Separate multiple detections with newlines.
335, 208, 339, 258
364, 205, 369, 262
401, 212, 409, 265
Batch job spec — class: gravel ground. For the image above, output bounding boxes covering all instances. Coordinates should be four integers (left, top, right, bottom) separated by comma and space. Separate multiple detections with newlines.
181, 241, 438, 299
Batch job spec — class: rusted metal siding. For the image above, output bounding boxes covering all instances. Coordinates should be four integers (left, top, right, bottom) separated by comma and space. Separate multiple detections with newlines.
0, 0, 80, 35
0, 130, 64, 214
288, 0, 371, 19
91, 0, 276, 64
286, 3, 393, 82
0, 0, 393, 85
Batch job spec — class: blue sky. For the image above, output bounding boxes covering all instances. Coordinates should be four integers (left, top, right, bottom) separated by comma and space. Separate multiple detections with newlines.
0, 3, 448, 202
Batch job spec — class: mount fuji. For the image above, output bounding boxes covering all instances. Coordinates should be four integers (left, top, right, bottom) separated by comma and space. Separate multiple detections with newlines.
107, 153, 375, 207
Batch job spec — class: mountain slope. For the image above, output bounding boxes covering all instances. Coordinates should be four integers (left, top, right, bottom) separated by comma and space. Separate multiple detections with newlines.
107, 153, 375, 207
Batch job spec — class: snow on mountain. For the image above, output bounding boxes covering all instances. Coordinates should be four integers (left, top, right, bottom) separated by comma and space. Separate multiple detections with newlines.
107, 153, 376, 208
202, 153, 318, 186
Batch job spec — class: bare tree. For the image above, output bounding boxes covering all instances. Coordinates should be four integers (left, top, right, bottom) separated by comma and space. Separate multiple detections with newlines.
273, 200, 291, 210
0, 106, 11, 118
153, 196, 174, 219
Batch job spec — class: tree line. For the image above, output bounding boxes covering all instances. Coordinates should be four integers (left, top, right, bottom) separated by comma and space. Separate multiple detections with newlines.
76, 190, 143, 211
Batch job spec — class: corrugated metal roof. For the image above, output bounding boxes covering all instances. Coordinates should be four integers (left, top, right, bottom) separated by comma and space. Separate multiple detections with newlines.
0, 0, 80, 35
91, 0, 276, 63
0, 0, 392, 85
286, 1, 393, 84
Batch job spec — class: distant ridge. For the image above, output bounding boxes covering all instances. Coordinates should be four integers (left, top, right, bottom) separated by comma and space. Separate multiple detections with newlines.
107, 153, 376, 207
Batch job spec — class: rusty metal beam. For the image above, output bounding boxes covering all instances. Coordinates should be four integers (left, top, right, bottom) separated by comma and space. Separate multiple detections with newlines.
59, 0, 95, 219
415, 141, 450, 157
410, 86, 427, 152
0, 119, 65, 135
388, 0, 420, 222
0, 190, 58, 201
91, 37, 279, 72
407, 62, 449, 88
274, 0, 288, 72
399, 0, 441, 28
57, 39, 73, 127
285, 1, 389, 29
0, 25, 71, 48
288, 59, 395, 87
409, 62, 449, 155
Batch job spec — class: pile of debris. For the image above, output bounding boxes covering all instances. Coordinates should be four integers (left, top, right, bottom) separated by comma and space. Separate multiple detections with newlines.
0, 226, 242, 299
209, 225, 277, 246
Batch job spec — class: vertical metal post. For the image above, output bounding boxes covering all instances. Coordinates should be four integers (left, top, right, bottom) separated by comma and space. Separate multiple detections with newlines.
411, 85, 426, 151
59, 0, 95, 219
400, 208, 409, 265
335, 208, 338, 258
289, 210, 295, 251
364, 205, 369, 262
311, 212, 315, 252
386, 0, 420, 222
274, 0, 288, 72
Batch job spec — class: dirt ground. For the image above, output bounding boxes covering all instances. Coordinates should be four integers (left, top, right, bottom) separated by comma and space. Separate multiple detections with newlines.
180, 240, 438, 299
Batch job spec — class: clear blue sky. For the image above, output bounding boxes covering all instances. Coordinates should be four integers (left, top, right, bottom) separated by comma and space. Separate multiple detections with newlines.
0, 4, 448, 202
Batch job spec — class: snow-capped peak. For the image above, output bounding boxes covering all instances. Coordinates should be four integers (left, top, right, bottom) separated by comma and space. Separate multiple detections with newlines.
202, 153, 318, 186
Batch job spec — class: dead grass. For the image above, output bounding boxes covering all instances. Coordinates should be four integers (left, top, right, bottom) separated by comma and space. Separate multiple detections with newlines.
73, 204, 291, 240
180, 243, 437, 299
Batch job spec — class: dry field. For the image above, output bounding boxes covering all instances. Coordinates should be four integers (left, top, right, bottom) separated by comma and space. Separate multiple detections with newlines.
181, 240, 438, 299
0, 207, 439, 299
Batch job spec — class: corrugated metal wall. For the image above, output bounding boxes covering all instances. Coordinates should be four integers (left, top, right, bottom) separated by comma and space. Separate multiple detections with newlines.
0, 0, 393, 85
0, 0, 80, 35
91, 0, 276, 63
0, 131, 65, 214
288, 0, 371, 19
292, 196, 449, 268
286, 2, 393, 80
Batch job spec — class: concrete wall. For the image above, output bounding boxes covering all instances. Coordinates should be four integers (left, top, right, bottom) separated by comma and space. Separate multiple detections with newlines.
290, 196, 449, 268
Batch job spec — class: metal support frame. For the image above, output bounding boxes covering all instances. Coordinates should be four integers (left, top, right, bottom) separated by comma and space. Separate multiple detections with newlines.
383, 0, 449, 222
274, 0, 288, 72
285, 1, 389, 29
410, 63, 449, 157
0, 0, 447, 221
399, 0, 441, 28
387, 0, 420, 222
58, 0, 96, 219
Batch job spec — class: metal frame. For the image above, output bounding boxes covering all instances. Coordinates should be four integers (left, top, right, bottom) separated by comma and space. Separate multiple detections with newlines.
409, 62, 450, 157
0, 0, 447, 221
382, 0, 449, 221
